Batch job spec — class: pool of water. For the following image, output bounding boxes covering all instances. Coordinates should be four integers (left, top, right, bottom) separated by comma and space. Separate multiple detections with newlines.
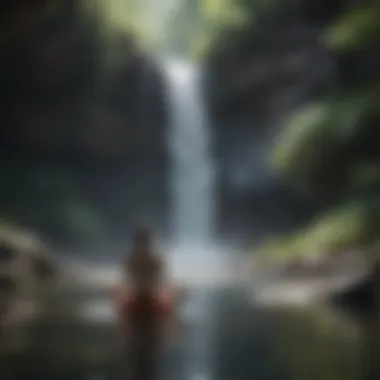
1, 282, 378, 380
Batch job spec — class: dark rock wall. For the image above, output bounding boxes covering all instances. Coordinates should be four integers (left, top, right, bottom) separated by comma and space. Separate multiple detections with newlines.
202, 1, 348, 244
0, 3, 170, 248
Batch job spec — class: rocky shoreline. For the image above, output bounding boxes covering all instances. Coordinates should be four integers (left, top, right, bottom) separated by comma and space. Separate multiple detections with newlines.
250, 252, 379, 319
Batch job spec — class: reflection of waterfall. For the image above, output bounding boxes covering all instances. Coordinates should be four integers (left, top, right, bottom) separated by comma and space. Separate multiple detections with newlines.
166, 60, 215, 247
164, 59, 217, 380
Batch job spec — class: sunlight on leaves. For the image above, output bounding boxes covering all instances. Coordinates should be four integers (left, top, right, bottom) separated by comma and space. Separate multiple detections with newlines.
326, 2, 380, 51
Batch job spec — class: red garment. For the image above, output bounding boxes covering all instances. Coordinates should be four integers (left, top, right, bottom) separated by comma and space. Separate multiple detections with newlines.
112, 286, 174, 322
124, 291, 173, 320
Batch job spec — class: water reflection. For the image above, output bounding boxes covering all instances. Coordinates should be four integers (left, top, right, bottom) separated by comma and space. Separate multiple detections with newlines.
1, 284, 379, 380
267, 307, 364, 380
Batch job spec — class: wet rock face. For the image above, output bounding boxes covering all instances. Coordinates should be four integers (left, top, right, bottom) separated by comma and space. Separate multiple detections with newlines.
0, 4, 170, 244
0, 227, 56, 320
0, 1, 88, 100
70, 56, 170, 240
205, 23, 331, 127
0, 4, 168, 161
203, 15, 334, 242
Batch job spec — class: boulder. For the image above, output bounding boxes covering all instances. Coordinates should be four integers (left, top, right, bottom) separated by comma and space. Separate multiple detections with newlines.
0, 225, 56, 326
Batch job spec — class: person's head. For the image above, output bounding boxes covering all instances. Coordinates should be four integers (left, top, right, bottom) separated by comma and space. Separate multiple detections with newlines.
132, 222, 154, 251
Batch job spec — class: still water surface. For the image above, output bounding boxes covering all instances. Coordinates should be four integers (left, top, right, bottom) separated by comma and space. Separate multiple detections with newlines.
0, 282, 378, 380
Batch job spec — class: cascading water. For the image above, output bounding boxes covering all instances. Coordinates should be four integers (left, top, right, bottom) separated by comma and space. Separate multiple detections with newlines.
164, 59, 217, 380
166, 61, 215, 246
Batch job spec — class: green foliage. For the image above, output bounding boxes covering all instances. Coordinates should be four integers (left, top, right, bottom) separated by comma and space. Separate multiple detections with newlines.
75, 0, 142, 89
79, 0, 145, 37
262, 201, 370, 260
272, 103, 338, 178
200, 0, 250, 29
272, 94, 370, 187
263, 157, 380, 259
302, 203, 368, 251
201, 0, 380, 261
203, 0, 292, 58
326, 2, 380, 52
261, 234, 304, 261
268, 81, 380, 258
76, 0, 269, 58
190, 0, 250, 58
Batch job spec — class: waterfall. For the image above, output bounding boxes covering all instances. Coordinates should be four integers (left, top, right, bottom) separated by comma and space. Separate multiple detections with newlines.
164, 59, 217, 380
165, 60, 215, 247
